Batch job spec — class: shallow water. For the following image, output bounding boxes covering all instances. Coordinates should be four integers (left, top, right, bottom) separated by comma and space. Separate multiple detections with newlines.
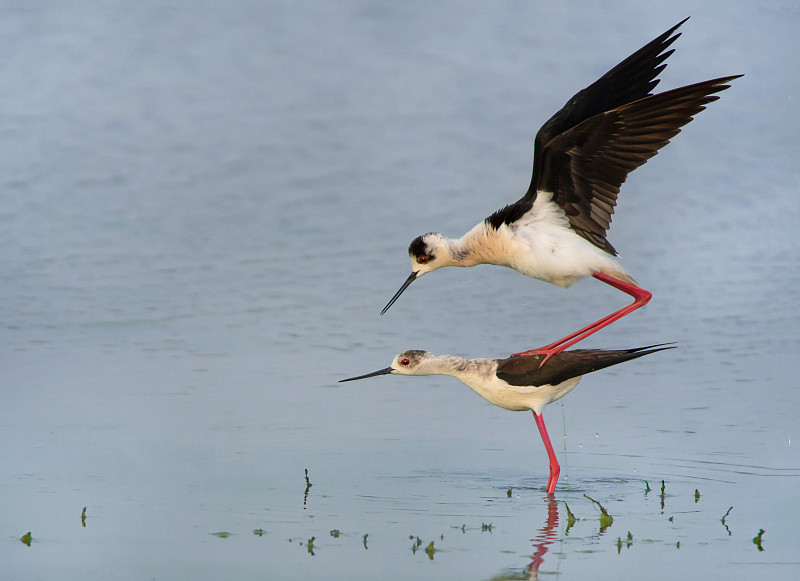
3, 1, 800, 579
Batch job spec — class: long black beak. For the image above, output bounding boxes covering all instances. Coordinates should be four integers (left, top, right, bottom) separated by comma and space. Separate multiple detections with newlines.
339, 367, 394, 382
380, 271, 418, 315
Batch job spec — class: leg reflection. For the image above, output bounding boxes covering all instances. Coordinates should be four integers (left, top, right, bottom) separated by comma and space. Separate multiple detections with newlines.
527, 498, 559, 578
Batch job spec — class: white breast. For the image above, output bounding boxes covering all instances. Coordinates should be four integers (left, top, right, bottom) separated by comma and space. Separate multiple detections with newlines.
458, 371, 583, 415
506, 194, 627, 287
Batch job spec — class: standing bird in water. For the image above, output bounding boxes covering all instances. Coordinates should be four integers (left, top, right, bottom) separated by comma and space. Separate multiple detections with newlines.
341, 344, 673, 494
380, 19, 740, 365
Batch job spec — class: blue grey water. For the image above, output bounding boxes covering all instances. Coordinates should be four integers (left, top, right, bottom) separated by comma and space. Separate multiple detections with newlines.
2, 1, 799, 579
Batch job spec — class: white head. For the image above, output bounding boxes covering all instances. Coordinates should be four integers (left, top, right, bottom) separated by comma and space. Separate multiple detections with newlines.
339, 350, 436, 382
380, 233, 452, 315
408, 232, 451, 275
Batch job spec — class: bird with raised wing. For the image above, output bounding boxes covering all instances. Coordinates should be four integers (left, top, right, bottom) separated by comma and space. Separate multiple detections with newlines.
341, 344, 673, 494
380, 19, 740, 365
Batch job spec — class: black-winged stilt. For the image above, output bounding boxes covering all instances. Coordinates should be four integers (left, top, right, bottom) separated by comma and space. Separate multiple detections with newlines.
380, 19, 740, 365
341, 344, 673, 494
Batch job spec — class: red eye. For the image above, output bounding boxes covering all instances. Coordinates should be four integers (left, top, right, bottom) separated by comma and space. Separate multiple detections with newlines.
400, 358, 410, 366
418, 256, 428, 264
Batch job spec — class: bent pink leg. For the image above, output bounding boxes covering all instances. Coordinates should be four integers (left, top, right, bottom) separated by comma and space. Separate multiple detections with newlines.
514, 272, 652, 366
533, 411, 560, 495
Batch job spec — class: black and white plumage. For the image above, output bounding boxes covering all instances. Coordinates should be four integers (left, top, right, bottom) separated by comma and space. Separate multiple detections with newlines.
380, 19, 740, 364
341, 344, 673, 494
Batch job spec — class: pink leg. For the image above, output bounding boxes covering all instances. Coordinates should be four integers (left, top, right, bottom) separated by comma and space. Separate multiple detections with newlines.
533, 411, 560, 495
513, 272, 652, 366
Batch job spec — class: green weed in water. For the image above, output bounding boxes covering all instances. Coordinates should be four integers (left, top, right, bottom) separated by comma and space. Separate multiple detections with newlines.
616, 532, 633, 554
565, 502, 577, 534
303, 468, 312, 509
584, 494, 613, 531
721, 506, 733, 536
752, 529, 765, 551
410, 535, 422, 552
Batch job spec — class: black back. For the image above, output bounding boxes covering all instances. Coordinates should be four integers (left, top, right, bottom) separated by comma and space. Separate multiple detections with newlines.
496, 345, 674, 386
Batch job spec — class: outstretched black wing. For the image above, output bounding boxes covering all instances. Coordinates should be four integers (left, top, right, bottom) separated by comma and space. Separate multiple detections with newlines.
538, 76, 740, 254
487, 18, 688, 233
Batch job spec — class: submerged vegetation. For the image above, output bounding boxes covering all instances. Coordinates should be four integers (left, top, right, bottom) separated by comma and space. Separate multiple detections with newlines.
752, 529, 765, 551
303, 468, 312, 509
584, 494, 613, 532
721, 507, 734, 536
201, 476, 771, 573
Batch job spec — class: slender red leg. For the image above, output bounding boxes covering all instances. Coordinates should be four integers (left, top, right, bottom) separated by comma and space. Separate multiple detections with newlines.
533, 411, 560, 495
514, 272, 652, 366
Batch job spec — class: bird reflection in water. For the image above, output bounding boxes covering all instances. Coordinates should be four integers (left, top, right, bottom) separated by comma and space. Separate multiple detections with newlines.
489, 498, 561, 581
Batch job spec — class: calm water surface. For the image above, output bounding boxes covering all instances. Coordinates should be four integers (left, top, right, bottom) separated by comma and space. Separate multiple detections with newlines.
2, 1, 799, 579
